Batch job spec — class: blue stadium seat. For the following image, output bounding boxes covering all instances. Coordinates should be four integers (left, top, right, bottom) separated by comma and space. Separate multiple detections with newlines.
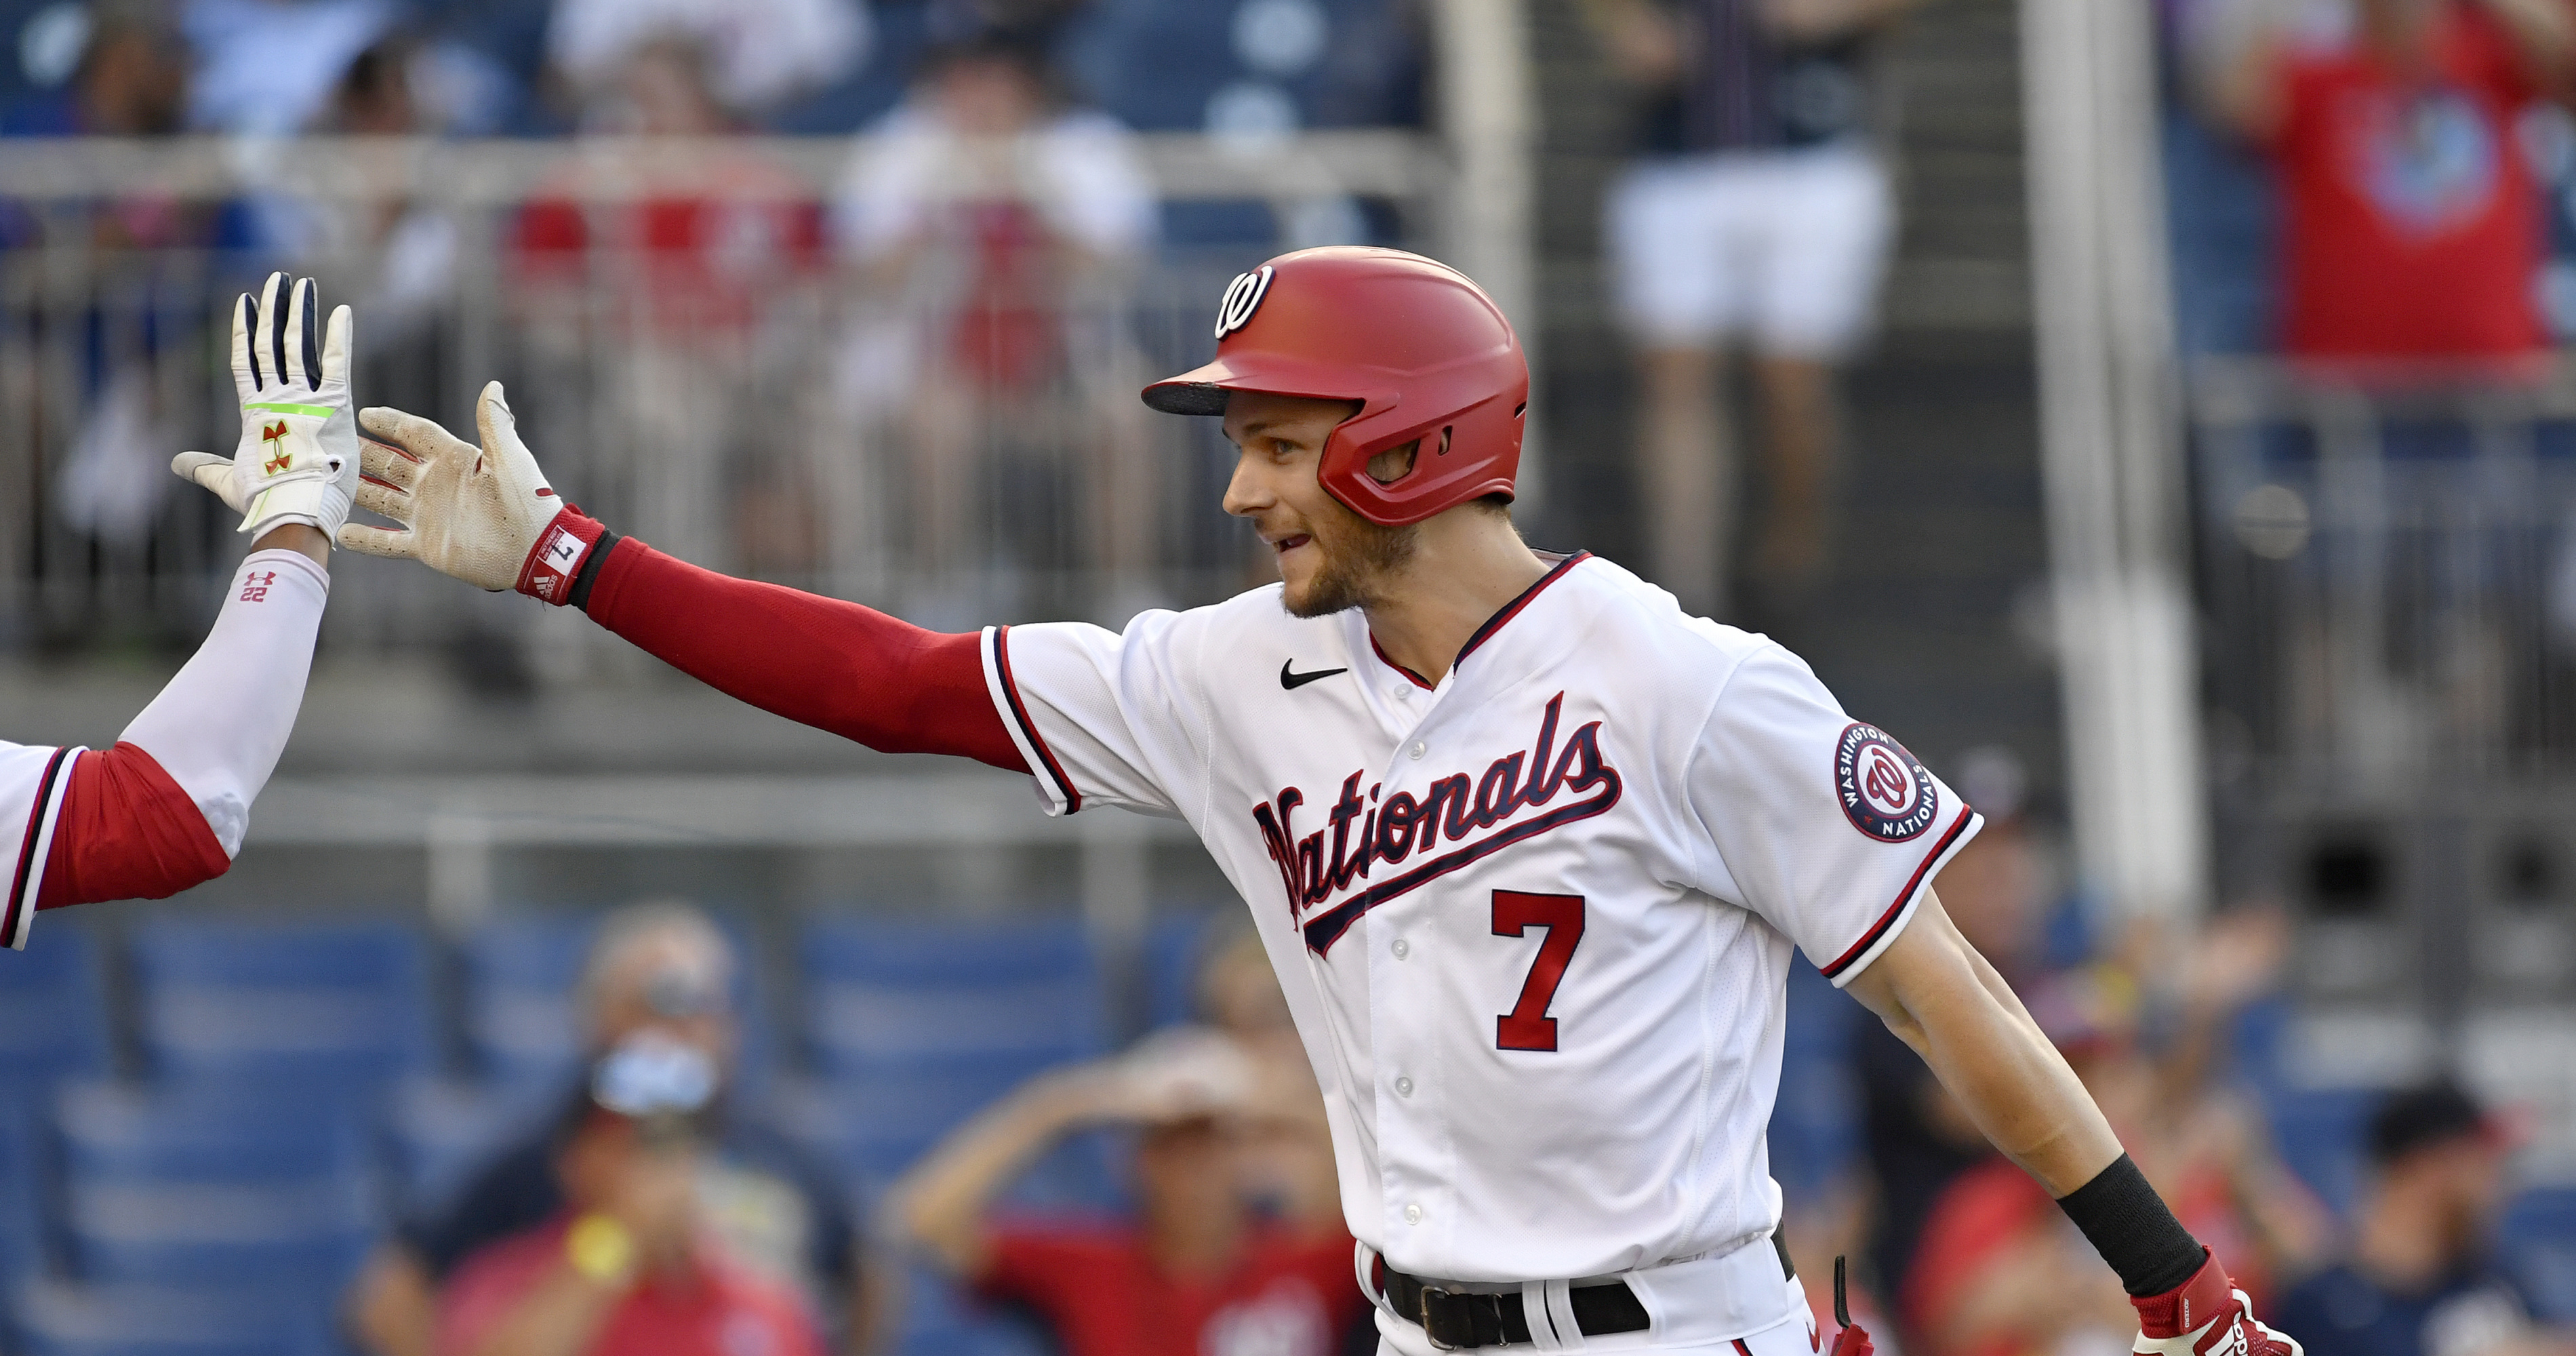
125, 919, 432, 1099
0, 1093, 51, 1288
459, 915, 597, 1090
782, 1060, 1124, 1215
1064, 0, 1423, 134
66, 1188, 371, 1292
1770, 960, 1863, 1204
54, 1083, 376, 1310
380, 1075, 561, 1218
2503, 1188, 2576, 1321
10, 1279, 338, 1356
1143, 911, 1224, 1029
2259, 1086, 2377, 1220
1064, 0, 1243, 132
56, 1080, 368, 1187
0, 925, 113, 1102
891, 1262, 1054, 1356
801, 918, 1106, 1077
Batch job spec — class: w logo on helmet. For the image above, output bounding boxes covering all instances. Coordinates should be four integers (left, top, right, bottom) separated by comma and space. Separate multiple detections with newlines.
1213, 265, 1274, 338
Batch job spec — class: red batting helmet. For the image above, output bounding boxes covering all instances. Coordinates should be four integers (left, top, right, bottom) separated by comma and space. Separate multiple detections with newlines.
1142, 246, 1528, 526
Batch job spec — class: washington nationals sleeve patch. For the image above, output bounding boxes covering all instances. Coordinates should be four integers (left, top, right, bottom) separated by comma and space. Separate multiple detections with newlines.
1834, 723, 1939, 842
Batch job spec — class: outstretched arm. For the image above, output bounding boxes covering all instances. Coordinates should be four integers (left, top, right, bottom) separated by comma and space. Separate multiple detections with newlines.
340, 385, 1020, 770
1842, 894, 2303, 1356
35, 530, 329, 915
576, 536, 1020, 769
18, 273, 358, 932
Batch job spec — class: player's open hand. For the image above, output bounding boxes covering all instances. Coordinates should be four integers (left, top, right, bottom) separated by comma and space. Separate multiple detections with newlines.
340, 381, 587, 597
172, 273, 359, 539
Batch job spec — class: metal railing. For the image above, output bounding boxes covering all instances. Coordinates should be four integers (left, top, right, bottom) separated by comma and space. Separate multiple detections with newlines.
0, 133, 1450, 658
2190, 355, 2576, 789
2189, 355, 2576, 1024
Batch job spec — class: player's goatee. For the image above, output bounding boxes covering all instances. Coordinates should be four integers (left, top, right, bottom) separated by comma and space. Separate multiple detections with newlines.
1283, 510, 1418, 618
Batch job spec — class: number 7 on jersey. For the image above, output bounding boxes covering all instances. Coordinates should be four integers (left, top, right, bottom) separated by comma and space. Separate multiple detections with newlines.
1492, 891, 1585, 1051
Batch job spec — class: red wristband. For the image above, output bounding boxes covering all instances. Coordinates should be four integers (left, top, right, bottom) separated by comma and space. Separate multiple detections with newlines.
515, 506, 610, 605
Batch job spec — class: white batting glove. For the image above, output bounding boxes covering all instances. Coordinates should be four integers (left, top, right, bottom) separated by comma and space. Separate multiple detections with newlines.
339, 381, 611, 604
171, 272, 359, 540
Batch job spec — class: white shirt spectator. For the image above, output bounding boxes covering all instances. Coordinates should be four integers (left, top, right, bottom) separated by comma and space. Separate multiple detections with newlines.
548, 0, 868, 116
182, 0, 395, 134
834, 101, 1157, 264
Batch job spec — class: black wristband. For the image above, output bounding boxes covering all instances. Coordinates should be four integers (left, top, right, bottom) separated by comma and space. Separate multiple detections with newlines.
568, 528, 620, 612
2055, 1154, 2206, 1296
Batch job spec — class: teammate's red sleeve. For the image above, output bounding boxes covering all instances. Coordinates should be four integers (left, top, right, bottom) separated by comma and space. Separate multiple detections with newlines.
35, 743, 233, 911
579, 536, 1024, 771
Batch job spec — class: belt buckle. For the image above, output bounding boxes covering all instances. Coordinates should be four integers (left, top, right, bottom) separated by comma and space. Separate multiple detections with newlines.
1417, 1285, 1462, 1352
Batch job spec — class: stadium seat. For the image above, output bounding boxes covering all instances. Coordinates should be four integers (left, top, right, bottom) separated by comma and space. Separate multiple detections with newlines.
2259, 1085, 2377, 1220
780, 1063, 1121, 1206
1064, 0, 1243, 132
125, 919, 432, 1100
0, 925, 113, 1102
54, 1082, 376, 1317
65, 1184, 371, 1292
1143, 911, 1223, 1029
458, 914, 598, 1090
9, 1278, 337, 1356
890, 1261, 1054, 1356
380, 1075, 562, 1218
2503, 1187, 2576, 1321
54, 1081, 369, 1187
801, 917, 1106, 1077
0, 1094, 51, 1288
1771, 960, 1864, 1204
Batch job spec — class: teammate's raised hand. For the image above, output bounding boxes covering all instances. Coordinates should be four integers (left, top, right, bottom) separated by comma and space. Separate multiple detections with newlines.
340, 382, 608, 603
172, 273, 359, 539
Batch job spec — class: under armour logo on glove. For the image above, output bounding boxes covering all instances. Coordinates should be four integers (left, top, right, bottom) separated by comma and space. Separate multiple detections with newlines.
170, 273, 360, 541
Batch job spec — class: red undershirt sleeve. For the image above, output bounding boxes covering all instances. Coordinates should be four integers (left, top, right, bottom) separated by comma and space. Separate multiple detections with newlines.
36, 743, 233, 911
578, 536, 1024, 772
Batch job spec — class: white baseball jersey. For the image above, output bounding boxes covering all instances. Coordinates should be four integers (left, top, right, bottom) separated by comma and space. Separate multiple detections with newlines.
1, 740, 83, 950
981, 552, 1981, 1287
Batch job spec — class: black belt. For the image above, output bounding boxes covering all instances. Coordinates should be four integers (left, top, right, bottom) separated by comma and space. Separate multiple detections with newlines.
1380, 1232, 1794, 1351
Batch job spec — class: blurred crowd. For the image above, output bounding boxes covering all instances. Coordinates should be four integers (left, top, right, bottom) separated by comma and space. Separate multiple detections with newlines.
263, 763, 2576, 1356
1777, 752, 2576, 1356
0, 0, 1421, 621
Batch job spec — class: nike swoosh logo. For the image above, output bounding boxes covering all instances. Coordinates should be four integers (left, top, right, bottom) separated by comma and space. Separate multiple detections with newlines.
1281, 660, 1349, 691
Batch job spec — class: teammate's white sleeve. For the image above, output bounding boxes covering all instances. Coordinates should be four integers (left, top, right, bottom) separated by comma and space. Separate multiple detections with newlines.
1683, 644, 1983, 986
976, 611, 1208, 818
0, 740, 81, 947
115, 549, 331, 856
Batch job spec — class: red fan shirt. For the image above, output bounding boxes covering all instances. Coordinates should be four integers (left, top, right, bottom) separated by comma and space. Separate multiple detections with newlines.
973, 1220, 1369, 1356
2270, 3, 2552, 359
437, 1214, 828, 1356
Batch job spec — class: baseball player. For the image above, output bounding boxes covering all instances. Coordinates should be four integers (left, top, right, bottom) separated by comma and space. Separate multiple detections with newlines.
344, 247, 2301, 1356
5, 273, 357, 949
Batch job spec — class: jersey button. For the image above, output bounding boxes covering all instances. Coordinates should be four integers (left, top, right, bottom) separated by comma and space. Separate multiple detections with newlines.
1394, 1076, 1413, 1097
1392, 938, 1409, 959
1407, 741, 1426, 760
1403, 1203, 1424, 1225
